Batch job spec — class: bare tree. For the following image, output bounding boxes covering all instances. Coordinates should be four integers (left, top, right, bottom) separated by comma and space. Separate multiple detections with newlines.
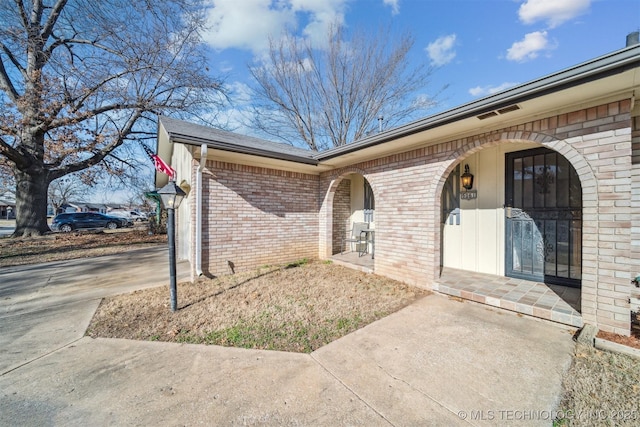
0, 0, 225, 237
0, 161, 14, 197
47, 174, 92, 214
249, 24, 438, 151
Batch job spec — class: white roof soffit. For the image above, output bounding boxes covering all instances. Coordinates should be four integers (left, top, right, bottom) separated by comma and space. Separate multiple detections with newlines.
317, 44, 640, 167
168, 135, 331, 175
159, 115, 317, 164
158, 115, 326, 174
155, 120, 173, 188
171, 133, 319, 166
186, 145, 333, 174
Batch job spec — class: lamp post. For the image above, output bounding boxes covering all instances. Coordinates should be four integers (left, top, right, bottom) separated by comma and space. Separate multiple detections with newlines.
157, 180, 186, 312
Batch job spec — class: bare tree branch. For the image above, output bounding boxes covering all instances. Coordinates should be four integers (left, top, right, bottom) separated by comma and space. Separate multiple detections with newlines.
39, 0, 68, 41
0, 135, 24, 165
0, 0, 227, 236
0, 45, 22, 101
249, 23, 438, 150
48, 173, 92, 213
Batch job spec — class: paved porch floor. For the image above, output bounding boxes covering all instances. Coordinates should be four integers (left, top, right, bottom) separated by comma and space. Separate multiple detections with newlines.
435, 267, 582, 328
327, 255, 582, 328
330, 251, 374, 273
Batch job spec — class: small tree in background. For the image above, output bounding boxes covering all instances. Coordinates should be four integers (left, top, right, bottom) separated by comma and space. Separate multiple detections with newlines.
48, 174, 93, 214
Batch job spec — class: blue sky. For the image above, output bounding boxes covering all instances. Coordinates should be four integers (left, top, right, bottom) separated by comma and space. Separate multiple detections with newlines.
111, 0, 640, 203
200, 0, 640, 133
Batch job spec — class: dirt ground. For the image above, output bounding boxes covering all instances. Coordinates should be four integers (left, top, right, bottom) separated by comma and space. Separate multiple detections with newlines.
87, 259, 429, 353
4, 229, 640, 351
597, 330, 640, 350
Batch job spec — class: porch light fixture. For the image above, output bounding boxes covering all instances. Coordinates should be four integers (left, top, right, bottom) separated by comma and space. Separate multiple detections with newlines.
158, 180, 187, 312
461, 164, 474, 190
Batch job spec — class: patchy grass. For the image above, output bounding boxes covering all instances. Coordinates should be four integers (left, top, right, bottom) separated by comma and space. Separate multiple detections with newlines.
86, 260, 429, 353
555, 343, 640, 426
0, 227, 166, 268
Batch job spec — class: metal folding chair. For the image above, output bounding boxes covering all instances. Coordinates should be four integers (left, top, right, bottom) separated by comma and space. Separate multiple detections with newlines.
341, 222, 369, 256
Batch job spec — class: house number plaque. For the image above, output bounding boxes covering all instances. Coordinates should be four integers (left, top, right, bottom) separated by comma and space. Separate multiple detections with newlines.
460, 190, 477, 200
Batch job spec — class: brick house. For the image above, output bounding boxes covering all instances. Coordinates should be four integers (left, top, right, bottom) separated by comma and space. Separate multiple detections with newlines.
156, 43, 640, 336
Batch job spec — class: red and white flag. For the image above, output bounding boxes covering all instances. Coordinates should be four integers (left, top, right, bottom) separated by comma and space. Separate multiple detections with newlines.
142, 144, 175, 179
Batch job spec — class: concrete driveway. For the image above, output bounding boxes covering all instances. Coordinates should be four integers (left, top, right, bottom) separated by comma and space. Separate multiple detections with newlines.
0, 219, 15, 237
0, 246, 190, 373
0, 248, 576, 426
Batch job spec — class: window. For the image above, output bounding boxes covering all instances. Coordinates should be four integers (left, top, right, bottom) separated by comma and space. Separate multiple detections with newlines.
364, 180, 374, 210
442, 164, 460, 225
364, 180, 374, 222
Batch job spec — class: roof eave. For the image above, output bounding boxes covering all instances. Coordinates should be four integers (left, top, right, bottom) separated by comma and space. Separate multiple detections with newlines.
316, 44, 640, 161
167, 133, 320, 166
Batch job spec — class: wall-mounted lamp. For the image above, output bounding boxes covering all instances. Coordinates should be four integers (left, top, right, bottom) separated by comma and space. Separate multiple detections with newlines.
461, 164, 474, 190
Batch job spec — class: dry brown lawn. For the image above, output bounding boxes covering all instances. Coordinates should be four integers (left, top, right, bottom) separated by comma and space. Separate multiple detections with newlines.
556, 343, 640, 426
3, 227, 640, 419
86, 259, 428, 353
0, 227, 166, 268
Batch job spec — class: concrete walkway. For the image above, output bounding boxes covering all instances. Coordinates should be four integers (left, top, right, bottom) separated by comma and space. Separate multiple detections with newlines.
0, 248, 576, 426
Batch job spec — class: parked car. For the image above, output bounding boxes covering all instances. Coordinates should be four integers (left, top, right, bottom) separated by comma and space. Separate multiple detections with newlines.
129, 211, 148, 222
109, 210, 148, 222
50, 212, 130, 232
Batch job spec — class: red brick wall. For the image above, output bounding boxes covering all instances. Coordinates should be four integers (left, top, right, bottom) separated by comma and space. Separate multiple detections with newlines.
199, 161, 319, 275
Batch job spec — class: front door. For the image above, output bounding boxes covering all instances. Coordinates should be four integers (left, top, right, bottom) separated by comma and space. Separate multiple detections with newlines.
505, 148, 582, 287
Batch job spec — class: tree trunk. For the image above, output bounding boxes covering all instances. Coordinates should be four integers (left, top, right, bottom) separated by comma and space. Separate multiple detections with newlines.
13, 168, 51, 237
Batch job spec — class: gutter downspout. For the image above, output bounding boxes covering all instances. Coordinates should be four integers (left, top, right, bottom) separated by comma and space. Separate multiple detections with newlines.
195, 143, 207, 277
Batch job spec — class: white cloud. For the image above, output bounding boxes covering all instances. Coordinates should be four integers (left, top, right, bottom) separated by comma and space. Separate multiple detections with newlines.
202, 0, 349, 53
227, 81, 254, 104
202, 0, 295, 52
209, 81, 256, 133
506, 31, 552, 62
518, 0, 590, 28
426, 34, 457, 67
412, 93, 437, 109
383, 0, 400, 15
295, 0, 348, 46
218, 61, 234, 73
468, 82, 519, 97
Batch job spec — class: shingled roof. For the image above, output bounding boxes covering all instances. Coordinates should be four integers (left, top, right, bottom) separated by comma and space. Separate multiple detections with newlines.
158, 116, 318, 165
159, 43, 640, 166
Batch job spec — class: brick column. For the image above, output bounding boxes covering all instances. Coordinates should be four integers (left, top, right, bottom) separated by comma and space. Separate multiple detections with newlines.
332, 178, 351, 253
630, 103, 640, 335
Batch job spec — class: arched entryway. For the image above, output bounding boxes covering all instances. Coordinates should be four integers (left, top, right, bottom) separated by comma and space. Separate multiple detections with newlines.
436, 140, 586, 327
328, 172, 376, 272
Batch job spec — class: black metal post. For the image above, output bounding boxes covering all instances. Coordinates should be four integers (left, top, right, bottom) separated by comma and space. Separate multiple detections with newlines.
167, 207, 177, 311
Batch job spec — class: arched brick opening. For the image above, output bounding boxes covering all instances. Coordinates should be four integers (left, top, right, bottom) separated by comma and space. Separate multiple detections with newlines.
320, 167, 377, 260
428, 132, 598, 322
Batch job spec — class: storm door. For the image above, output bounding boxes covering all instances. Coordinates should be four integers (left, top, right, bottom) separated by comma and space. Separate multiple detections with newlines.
505, 148, 582, 287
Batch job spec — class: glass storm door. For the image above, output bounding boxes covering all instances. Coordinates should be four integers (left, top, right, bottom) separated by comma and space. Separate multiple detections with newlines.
505, 148, 582, 287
